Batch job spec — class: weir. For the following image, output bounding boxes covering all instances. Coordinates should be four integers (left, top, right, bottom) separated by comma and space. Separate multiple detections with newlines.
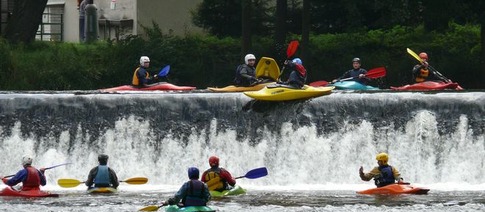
0, 91, 484, 186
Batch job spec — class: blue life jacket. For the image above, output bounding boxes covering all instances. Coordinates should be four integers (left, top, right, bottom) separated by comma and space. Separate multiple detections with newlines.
94, 165, 110, 187
375, 165, 396, 187
183, 180, 207, 206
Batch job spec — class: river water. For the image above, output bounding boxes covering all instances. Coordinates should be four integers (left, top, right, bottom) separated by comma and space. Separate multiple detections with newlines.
0, 90, 484, 211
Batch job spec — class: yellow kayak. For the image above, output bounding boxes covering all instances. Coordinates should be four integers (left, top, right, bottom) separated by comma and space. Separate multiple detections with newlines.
244, 85, 334, 101
87, 187, 117, 194
208, 82, 274, 92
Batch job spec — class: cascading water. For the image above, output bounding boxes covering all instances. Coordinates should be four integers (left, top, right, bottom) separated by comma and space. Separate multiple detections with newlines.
0, 91, 484, 189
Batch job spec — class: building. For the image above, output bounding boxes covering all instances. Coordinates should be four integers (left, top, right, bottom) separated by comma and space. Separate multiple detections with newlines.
1, 0, 204, 42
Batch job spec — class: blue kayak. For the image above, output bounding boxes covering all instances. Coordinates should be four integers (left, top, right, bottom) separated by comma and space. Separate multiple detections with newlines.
331, 81, 378, 90
164, 205, 215, 212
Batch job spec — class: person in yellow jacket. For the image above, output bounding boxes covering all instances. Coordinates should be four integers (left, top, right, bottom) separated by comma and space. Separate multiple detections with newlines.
132, 56, 158, 87
359, 152, 404, 187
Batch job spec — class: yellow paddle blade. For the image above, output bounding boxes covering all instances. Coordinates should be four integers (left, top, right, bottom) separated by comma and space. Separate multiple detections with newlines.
406, 48, 423, 63
138, 205, 160, 211
123, 177, 148, 185
58, 178, 83, 188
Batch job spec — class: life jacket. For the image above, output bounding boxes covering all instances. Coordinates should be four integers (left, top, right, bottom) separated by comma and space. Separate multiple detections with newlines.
415, 68, 429, 82
22, 166, 41, 191
234, 64, 255, 86
375, 165, 396, 187
94, 165, 111, 187
182, 180, 207, 206
132, 67, 149, 86
204, 168, 225, 191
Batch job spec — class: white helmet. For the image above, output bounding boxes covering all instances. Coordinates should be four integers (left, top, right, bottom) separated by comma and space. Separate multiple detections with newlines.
244, 54, 256, 65
22, 155, 33, 166
140, 56, 150, 66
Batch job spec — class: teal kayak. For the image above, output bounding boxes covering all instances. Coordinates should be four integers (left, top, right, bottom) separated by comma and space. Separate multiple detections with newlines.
331, 81, 378, 90
164, 205, 215, 212
209, 185, 246, 197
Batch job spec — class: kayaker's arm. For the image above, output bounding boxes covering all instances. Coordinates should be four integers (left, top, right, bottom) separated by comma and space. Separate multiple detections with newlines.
391, 167, 404, 182
108, 167, 119, 189
85, 167, 97, 187
359, 166, 380, 181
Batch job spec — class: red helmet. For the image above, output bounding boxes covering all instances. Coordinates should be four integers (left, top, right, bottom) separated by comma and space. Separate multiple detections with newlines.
419, 52, 428, 60
209, 156, 219, 167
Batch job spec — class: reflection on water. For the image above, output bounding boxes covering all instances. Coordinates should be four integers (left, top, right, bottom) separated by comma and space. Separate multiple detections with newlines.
1, 189, 484, 212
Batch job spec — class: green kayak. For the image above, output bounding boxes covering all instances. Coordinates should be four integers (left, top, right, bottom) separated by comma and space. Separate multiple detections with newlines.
164, 205, 215, 212
209, 185, 246, 198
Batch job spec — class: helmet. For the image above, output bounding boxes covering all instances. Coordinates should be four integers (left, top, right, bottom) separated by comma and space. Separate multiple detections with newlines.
140, 56, 150, 66
352, 57, 361, 63
244, 54, 256, 65
22, 155, 33, 166
188, 167, 200, 179
292, 58, 302, 65
98, 154, 109, 165
419, 52, 428, 60
376, 153, 389, 162
209, 156, 219, 167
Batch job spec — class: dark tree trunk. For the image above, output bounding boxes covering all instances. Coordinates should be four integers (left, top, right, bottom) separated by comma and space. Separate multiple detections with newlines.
274, 0, 287, 60
4, 0, 48, 43
241, 0, 252, 56
476, 16, 485, 87
301, 0, 310, 64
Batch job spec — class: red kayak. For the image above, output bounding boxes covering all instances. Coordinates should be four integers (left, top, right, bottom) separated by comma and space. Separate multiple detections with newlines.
391, 81, 463, 91
101, 82, 196, 92
357, 183, 430, 195
0, 187, 59, 197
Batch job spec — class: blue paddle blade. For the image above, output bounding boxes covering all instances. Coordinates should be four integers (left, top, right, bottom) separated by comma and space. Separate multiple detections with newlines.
158, 65, 170, 77
244, 167, 268, 179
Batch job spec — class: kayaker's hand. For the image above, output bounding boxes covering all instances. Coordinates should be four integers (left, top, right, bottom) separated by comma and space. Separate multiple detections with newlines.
358, 74, 365, 78
153, 74, 158, 79
40, 167, 46, 173
332, 79, 337, 83
167, 198, 176, 205
359, 166, 364, 176
2, 177, 7, 184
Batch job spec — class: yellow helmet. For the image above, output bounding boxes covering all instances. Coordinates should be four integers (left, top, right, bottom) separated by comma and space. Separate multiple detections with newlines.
376, 153, 389, 162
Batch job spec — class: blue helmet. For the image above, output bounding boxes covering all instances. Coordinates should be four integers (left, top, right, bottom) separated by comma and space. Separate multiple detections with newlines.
188, 167, 200, 179
292, 58, 302, 65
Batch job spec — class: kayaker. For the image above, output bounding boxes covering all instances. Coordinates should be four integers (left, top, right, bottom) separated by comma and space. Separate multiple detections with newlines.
332, 58, 369, 84
412, 52, 449, 83
280, 58, 307, 89
1, 155, 46, 191
359, 152, 404, 187
85, 154, 119, 189
166, 167, 211, 207
132, 56, 159, 87
201, 156, 236, 192
234, 54, 258, 86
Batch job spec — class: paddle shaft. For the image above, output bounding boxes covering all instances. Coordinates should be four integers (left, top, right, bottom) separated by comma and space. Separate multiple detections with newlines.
3, 162, 71, 178
278, 40, 299, 81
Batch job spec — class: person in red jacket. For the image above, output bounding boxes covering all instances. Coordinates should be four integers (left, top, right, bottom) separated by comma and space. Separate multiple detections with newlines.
201, 156, 236, 191
1, 155, 46, 191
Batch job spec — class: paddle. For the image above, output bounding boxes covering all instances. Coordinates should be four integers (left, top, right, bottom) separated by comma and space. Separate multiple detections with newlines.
309, 67, 387, 87
278, 40, 300, 81
406, 48, 451, 82
235, 167, 268, 179
138, 202, 168, 211
3, 162, 72, 178
157, 65, 170, 77
57, 177, 148, 188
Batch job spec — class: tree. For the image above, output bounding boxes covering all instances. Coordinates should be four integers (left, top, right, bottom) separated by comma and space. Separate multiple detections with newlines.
4, 0, 48, 43
274, 0, 287, 59
191, 0, 271, 38
241, 0, 252, 55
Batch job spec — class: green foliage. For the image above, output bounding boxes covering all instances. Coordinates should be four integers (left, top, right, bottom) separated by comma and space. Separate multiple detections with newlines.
0, 23, 481, 90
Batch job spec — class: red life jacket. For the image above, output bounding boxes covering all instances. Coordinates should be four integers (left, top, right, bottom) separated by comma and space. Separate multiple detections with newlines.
22, 166, 41, 191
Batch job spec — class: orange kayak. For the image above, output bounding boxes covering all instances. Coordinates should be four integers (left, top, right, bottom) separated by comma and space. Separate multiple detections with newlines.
357, 183, 429, 195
